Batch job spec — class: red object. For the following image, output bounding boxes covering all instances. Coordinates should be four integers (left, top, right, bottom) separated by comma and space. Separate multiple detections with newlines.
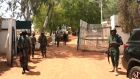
124, 44, 129, 49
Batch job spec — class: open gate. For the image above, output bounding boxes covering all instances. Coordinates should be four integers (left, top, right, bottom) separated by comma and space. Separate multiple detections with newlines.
77, 20, 109, 51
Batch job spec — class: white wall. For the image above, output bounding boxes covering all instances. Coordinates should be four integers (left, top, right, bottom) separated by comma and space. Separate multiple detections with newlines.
1, 18, 16, 29
0, 30, 8, 53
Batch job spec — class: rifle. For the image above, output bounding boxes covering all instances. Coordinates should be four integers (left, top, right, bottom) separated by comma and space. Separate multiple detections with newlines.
105, 47, 111, 64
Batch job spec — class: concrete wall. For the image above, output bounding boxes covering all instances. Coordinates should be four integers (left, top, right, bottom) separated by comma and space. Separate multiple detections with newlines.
0, 30, 8, 54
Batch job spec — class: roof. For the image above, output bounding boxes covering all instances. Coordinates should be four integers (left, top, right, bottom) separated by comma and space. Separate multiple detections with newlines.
16, 21, 31, 29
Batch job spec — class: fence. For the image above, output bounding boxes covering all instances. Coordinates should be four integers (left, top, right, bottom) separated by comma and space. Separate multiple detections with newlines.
77, 20, 110, 51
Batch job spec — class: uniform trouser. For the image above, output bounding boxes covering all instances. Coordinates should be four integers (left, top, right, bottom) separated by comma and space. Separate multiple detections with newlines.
40, 46, 46, 57
32, 44, 35, 57
57, 40, 60, 47
110, 47, 120, 68
20, 48, 29, 71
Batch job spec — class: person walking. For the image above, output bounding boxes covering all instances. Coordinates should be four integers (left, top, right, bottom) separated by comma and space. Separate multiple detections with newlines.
38, 32, 47, 58
18, 31, 30, 74
31, 32, 36, 58
108, 28, 123, 76
27, 33, 32, 61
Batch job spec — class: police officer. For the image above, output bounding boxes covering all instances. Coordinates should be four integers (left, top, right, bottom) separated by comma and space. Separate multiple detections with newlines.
108, 28, 123, 76
38, 32, 47, 58
18, 31, 30, 74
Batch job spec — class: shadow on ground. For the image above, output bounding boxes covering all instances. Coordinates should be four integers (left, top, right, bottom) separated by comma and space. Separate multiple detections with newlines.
26, 71, 41, 75
0, 36, 106, 75
46, 43, 106, 60
0, 54, 10, 76
118, 70, 126, 75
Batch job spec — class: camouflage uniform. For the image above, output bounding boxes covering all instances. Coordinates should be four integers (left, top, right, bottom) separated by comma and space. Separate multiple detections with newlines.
108, 30, 123, 73
38, 33, 47, 58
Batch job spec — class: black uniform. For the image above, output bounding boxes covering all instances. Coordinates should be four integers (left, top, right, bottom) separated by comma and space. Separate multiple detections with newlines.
18, 32, 30, 74
38, 33, 47, 58
31, 35, 36, 58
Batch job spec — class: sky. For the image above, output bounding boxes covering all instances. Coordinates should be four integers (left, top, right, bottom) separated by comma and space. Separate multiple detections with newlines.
0, 0, 23, 20
0, 0, 12, 18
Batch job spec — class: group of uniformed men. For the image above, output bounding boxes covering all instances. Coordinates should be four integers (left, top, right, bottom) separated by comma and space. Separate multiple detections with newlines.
17, 31, 47, 74
17, 28, 122, 76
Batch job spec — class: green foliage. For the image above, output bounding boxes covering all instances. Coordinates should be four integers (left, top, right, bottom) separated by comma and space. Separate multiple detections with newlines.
103, 0, 118, 20
0, 0, 119, 32
32, 4, 48, 31
32, 0, 102, 32
21, 0, 119, 32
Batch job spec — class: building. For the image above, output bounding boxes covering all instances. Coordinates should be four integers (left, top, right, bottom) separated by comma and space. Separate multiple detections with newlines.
0, 18, 16, 66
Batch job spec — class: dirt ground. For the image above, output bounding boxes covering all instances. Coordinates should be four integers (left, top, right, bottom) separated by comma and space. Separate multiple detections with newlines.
0, 35, 128, 79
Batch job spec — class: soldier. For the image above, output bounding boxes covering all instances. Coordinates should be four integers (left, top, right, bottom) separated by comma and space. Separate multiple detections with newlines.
108, 28, 123, 76
18, 31, 30, 74
27, 33, 32, 61
63, 31, 68, 45
56, 31, 61, 47
31, 32, 36, 58
17, 33, 22, 56
38, 32, 47, 58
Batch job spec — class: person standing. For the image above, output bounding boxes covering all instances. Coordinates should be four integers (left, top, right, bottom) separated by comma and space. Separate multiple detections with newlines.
18, 31, 30, 74
108, 28, 123, 76
27, 33, 32, 61
38, 32, 47, 58
31, 32, 36, 58
56, 31, 60, 47
63, 31, 68, 45
17, 33, 22, 56
51, 32, 56, 45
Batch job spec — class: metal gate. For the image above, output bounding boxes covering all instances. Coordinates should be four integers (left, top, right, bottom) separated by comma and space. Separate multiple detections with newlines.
77, 20, 109, 51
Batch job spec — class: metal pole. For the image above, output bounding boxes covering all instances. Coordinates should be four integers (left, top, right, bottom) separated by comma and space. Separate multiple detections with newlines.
100, 0, 103, 25
100, 0, 104, 43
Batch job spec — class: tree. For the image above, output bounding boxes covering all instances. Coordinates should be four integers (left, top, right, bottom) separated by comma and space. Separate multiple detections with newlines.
0, 0, 113, 32
32, 0, 102, 32
61, 0, 101, 30
118, 0, 140, 32
102, 0, 118, 20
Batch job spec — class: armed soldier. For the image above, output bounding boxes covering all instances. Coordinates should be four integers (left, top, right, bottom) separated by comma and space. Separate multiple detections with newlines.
38, 32, 47, 58
108, 28, 123, 76
18, 31, 30, 74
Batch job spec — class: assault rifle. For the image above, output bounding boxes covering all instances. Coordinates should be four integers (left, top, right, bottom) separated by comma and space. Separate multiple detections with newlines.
105, 49, 110, 64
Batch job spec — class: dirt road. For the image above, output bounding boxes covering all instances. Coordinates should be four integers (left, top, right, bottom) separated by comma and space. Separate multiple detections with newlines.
0, 36, 128, 79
